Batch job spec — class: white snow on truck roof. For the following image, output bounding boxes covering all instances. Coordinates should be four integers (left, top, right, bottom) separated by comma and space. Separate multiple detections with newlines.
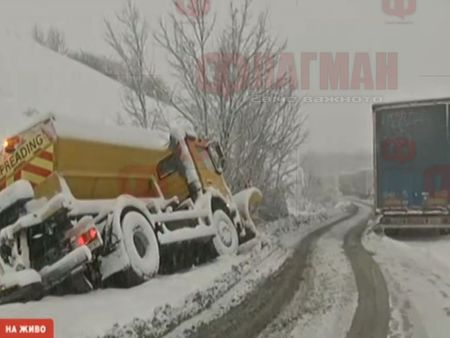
52, 114, 170, 150
1, 112, 170, 150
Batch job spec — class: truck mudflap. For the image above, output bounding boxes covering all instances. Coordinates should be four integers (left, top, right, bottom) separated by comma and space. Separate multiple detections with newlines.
233, 187, 263, 235
0, 246, 93, 305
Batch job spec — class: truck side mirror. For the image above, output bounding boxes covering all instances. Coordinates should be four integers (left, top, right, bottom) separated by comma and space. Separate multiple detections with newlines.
216, 143, 226, 170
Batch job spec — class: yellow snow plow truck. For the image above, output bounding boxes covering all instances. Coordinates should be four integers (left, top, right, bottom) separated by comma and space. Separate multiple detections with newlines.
0, 114, 262, 304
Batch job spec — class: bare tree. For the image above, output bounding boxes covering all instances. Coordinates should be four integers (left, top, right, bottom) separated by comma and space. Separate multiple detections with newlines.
46, 27, 67, 54
157, 0, 308, 217
105, 0, 158, 129
32, 25, 67, 54
156, 0, 213, 134
68, 49, 172, 104
32, 25, 45, 46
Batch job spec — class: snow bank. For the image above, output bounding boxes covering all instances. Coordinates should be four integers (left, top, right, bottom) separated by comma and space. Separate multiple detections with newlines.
0, 257, 245, 338
105, 242, 289, 338
364, 232, 450, 338
261, 201, 351, 249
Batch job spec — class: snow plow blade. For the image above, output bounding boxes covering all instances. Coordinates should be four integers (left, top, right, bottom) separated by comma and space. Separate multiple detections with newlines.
233, 187, 263, 236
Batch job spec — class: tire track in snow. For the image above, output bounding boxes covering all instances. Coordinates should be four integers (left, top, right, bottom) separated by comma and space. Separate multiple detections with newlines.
259, 219, 359, 338
344, 208, 390, 338
257, 204, 371, 338
182, 208, 359, 338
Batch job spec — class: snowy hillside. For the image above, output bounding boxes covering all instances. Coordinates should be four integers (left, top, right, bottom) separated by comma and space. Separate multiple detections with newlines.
0, 29, 178, 139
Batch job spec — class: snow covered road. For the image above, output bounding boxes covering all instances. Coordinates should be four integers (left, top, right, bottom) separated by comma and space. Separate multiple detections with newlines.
345, 208, 389, 338
176, 205, 377, 338
259, 205, 364, 338
257, 203, 389, 338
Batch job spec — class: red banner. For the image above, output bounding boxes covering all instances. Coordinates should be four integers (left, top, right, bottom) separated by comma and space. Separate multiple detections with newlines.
0, 319, 53, 338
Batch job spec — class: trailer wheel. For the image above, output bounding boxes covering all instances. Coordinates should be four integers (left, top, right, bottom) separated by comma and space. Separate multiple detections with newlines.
212, 210, 239, 256
120, 211, 160, 287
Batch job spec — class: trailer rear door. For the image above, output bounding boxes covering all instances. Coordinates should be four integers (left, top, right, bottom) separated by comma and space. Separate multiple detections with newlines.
374, 100, 450, 210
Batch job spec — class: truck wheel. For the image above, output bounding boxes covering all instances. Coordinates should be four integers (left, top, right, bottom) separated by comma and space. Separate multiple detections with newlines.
120, 211, 160, 287
212, 210, 239, 256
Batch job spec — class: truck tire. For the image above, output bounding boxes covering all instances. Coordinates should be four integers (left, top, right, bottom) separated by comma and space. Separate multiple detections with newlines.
212, 209, 239, 256
120, 210, 160, 287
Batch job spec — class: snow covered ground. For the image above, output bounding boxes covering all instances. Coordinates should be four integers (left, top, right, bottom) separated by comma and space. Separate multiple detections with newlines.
1, 258, 245, 338
0, 205, 348, 338
364, 232, 450, 338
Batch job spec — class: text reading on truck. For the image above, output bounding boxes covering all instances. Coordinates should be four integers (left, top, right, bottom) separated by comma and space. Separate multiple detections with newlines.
0, 134, 45, 177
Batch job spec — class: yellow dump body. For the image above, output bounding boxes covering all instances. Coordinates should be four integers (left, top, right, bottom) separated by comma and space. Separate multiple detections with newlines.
0, 115, 230, 203
56, 137, 185, 200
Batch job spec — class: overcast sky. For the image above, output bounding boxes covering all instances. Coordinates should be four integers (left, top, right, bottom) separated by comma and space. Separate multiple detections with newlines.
0, 0, 448, 154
